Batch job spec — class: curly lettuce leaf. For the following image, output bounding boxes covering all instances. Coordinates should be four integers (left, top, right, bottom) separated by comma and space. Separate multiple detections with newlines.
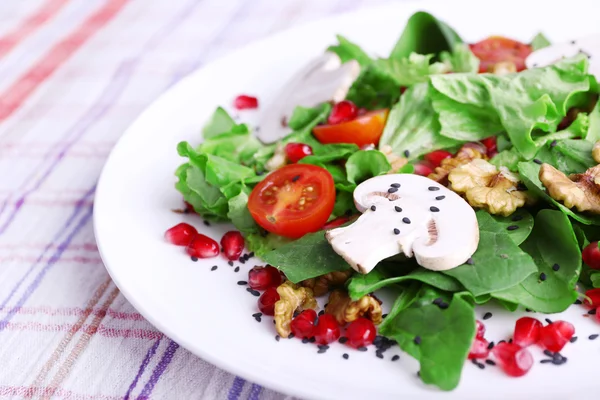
202, 107, 236, 139
531, 32, 551, 51
440, 43, 479, 73
327, 35, 371, 67
345, 150, 391, 184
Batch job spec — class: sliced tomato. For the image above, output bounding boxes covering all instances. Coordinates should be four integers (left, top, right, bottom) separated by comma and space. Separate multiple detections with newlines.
313, 109, 389, 147
470, 36, 532, 73
248, 164, 335, 238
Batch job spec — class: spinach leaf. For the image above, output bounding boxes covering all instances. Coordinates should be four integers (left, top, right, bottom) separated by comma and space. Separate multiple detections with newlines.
439, 43, 479, 73
345, 64, 401, 109
348, 266, 463, 300
202, 107, 236, 139
530, 33, 551, 51
226, 189, 258, 234
380, 292, 475, 391
299, 143, 358, 165
332, 190, 356, 218
345, 150, 391, 184
261, 231, 351, 282
379, 83, 460, 160
327, 35, 372, 67
443, 212, 537, 296
490, 210, 534, 245
492, 210, 581, 313
378, 281, 422, 332
245, 233, 292, 259
554, 139, 595, 169
585, 101, 600, 142
518, 161, 600, 225
389, 11, 463, 60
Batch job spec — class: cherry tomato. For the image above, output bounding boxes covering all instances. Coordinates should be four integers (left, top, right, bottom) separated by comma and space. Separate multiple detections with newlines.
313, 109, 389, 147
248, 164, 335, 238
470, 36, 532, 73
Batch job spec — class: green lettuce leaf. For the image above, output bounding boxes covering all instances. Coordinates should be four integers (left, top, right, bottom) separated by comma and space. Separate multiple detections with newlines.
345, 150, 391, 184
199, 124, 263, 167
371, 54, 447, 86
327, 35, 371, 67
202, 107, 236, 139
440, 43, 479, 73
531, 32, 551, 51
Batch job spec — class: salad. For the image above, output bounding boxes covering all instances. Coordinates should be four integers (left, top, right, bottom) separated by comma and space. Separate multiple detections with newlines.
167, 11, 600, 391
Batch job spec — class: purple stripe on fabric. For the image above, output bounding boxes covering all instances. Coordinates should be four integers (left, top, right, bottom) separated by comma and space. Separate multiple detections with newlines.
0, 0, 205, 235
136, 340, 179, 400
0, 185, 96, 309
0, 205, 94, 330
247, 383, 262, 400
227, 377, 246, 400
124, 337, 162, 400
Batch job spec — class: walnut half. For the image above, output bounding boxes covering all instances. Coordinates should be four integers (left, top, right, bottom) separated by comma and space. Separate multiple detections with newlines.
449, 159, 535, 216
324, 289, 382, 325
274, 281, 317, 338
539, 163, 600, 214
301, 270, 354, 297
428, 143, 488, 185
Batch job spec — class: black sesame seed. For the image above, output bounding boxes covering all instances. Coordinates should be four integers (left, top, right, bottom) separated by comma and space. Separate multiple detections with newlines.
392, 355, 400, 361
483, 312, 492, 320
466, 257, 474, 265
254, 316, 262, 322
249, 252, 255, 257
433, 297, 443, 305
275, 335, 280, 341
485, 359, 496, 366
343, 353, 349, 360
247, 289, 260, 297
228, 261, 234, 266
318, 345, 329, 350
404, 150, 410, 157
402, 217, 411, 224
391, 183, 401, 188
382, 314, 388, 318
540, 359, 553, 364
507, 225, 519, 231
252, 312, 262, 318
414, 336, 421, 345
471, 359, 479, 366
543, 350, 554, 357
338, 337, 348, 344
551, 357, 567, 365
526, 308, 532, 312
236, 281, 247, 285
508, 338, 513, 344
309, 336, 316, 343
498, 340, 506, 344
589, 334, 599, 340
477, 362, 485, 370
370, 205, 377, 212
428, 186, 440, 191
533, 159, 542, 165
302, 338, 310, 344
571, 40, 577, 44
393, 228, 400, 235
540, 273, 547, 281
394, 206, 402, 212
417, 371, 421, 378
191, 256, 198, 262
588, 309, 597, 315
574, 299, 583, 305
550, 140, 558, 147
511, 215, 523, 221
234, 267, 240, 273
211, 266, 217, 271
293, 311, 300, 318
388, 187, 398, 193
376, 352, 384, 359
358, 346, 368, 352
318, 310, 325, 316
552, 263, 560, 271
517, 182, 528, 191
288, 334, 295, 339
532, 63, 538, 67
203, 220, 211, 226
435, 195, 445, 201
487, 341, 494, 350
570, 336, 578, 343
438, 302, 449, 309
545, 318, 552, 324
292, 175, 300, 182
430, 206, 440, 212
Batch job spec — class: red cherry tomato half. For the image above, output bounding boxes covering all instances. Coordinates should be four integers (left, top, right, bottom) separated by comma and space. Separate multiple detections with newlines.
470, 36, 532, 73
248, 164, 335, 238
313, 109, 389, 147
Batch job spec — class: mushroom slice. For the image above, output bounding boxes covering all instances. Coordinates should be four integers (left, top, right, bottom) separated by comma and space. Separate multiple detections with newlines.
326, 174, 479, 274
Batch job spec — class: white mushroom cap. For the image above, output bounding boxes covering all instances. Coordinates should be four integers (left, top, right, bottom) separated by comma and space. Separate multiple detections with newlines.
256, 52, 360, 144
526, 34, 600, 78
326, 174, 479, 274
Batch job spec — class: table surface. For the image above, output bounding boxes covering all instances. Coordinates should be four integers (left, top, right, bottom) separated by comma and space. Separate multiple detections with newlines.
0, 0, 397, 399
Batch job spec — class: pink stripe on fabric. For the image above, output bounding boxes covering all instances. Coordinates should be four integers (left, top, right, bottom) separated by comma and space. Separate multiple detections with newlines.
0, 243, 98, 251
0, 0, 131, 121
0, 386, 121, 400
0, 255, 102, 263
1, 321, 162, 340
0, 0, 72, 59
0, 305, 144, 320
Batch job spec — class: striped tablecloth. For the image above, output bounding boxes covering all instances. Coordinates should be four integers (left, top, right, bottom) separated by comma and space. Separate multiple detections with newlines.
0, 0, 397, 399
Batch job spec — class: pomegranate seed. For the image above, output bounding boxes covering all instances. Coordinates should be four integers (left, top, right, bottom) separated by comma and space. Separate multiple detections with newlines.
327, 100, 358, 125
424, 150, 452, 168
164, 223, 198, 246
313, 314, 341, 345
481, 136, 497, 156
285, 143, 313, 163
290, 309, 317, 339
513, 317, 542, 347
186, 234, 219, 258
492, 342, 533, 377
400, 87, 407, 94
476, 320, 486, 339
595, 308, 600, 323
345, 318, 377, 348
583, 242, 600, 270
184, 201, 197, 214
233, 95, 258, 110
220, 231, 245, 261
248, 266, 282, 291
414, 162, 434, 176
538, 320, 575, 352
468, 337, 490, 359
258, 287, 280, 316
584, 288, 600, 308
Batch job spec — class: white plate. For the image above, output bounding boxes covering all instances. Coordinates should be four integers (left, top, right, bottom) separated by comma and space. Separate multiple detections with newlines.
94, 1, 600, 399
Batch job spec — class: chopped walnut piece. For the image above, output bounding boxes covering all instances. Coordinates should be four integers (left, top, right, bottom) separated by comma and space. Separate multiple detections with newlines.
449, 159, 535, 216
593, 141, 600, 164
380, 145, 409, 173
428, 143, 488, 185
274, 281, 317, 338
301, 270, 354, 297
539, 163, 600, 214
491, 61, 517, 75
324, 289, 383, 325
265, 143, 287, 171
